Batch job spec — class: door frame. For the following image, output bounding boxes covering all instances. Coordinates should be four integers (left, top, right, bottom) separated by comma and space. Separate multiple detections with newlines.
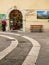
6, 6, 26, 32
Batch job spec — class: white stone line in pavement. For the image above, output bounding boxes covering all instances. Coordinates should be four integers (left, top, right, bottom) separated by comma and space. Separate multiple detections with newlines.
0, 35, 15, 39
22, 36, 40, 65
0, 32, 40, 65
0, 35, 18, 60
0, 32, 21, 36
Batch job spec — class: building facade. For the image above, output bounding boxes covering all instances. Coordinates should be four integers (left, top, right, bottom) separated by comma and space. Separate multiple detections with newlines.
0, 0, 49, 32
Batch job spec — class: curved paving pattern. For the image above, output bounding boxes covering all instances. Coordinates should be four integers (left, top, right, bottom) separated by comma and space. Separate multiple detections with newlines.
0, 36, 11, 52
0, 32, 40, 65
0, 35, 18, 60
22, 36, 40, 65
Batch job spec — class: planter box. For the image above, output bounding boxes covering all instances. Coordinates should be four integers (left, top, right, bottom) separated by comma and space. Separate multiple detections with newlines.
30, 25, 43, 32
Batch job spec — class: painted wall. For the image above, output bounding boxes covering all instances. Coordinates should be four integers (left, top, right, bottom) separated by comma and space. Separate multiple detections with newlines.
0, 0, 49, 11
25, 11, 49, 31
0, 0, 49, 31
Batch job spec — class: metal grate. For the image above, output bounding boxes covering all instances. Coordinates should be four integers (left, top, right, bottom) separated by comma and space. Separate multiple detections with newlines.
6, 39, 15, 41
19, 41, 26, 43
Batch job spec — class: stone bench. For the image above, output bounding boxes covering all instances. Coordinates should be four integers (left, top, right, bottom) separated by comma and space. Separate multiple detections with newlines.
30, 25, 43, 32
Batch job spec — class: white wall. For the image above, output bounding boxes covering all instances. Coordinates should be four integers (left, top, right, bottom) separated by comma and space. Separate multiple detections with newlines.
25, 13, 49, 32
0, 0, 49, 31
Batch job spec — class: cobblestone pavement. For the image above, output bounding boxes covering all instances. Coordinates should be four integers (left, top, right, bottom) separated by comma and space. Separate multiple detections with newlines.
13, 31, 49, 65
0, 36, 11, 52
0, 31, 49, 65
0, 32, 33, 65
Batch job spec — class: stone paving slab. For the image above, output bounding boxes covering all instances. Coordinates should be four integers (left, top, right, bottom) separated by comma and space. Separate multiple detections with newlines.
14, 32, 49, 65
1, 31, 49, 65
0, 36, 11, 52
0, 34, 33, 65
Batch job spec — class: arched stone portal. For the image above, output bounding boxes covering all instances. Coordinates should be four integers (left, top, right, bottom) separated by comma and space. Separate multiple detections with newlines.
9, 9, 23, 30
6, 6, 26, 32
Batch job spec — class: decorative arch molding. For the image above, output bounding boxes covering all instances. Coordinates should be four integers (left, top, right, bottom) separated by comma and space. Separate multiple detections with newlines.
6, 6, 26, 31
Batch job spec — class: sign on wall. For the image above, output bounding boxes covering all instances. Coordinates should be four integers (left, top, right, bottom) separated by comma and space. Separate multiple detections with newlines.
37, 11, 49, 19
0, 14, 6, 20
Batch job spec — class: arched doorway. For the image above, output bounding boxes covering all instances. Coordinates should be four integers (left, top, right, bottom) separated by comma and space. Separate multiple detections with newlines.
9, 9, 23, 30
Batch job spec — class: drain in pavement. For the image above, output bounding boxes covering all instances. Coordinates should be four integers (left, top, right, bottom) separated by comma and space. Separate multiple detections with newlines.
19, 41, 27, 43
6, 39, 15, 41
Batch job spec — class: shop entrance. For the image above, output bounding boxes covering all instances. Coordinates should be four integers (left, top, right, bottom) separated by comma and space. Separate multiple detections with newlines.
9, 9, 23, 30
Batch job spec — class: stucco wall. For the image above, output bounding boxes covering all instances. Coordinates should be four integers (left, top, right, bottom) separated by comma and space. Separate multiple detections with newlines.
25, 10, 49, 32
25, 20, 49, 31
0, 0, 49, 13
0, 0, 49, 31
